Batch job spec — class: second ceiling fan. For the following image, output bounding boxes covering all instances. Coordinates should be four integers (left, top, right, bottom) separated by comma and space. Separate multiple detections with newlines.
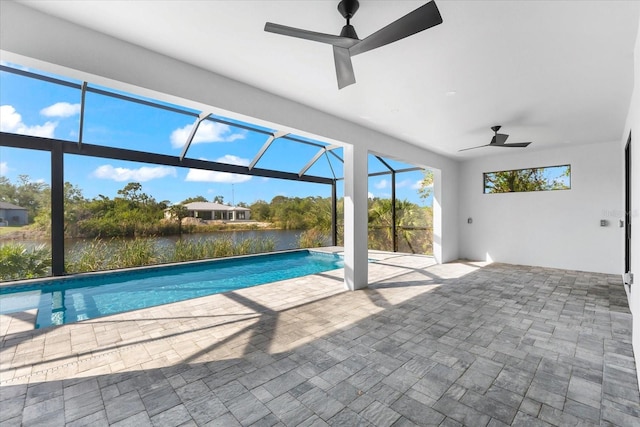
264, 0, 443, 89
459, 126, 533, 152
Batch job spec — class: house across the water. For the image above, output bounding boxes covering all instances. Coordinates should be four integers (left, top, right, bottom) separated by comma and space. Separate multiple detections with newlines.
165, 202, 251, 222
0, 202, 28, 226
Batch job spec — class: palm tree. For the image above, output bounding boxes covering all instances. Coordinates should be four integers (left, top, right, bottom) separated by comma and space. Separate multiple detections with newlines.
167, 204, 189, 236
368, 198, 427, 253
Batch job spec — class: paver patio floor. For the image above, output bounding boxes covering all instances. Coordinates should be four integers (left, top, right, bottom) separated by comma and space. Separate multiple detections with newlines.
1, 253, 638, 426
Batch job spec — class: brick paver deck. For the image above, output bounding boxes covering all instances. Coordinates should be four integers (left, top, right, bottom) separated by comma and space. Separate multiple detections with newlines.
1, 253, 638, 426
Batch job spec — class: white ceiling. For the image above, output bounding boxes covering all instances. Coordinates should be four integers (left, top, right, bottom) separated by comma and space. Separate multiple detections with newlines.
16, 0, 640, 159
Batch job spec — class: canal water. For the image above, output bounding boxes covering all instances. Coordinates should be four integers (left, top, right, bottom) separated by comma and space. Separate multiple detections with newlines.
3, 229, 329, 253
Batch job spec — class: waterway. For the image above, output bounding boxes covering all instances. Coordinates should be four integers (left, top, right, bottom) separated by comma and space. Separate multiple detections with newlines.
3, 229, 331, 254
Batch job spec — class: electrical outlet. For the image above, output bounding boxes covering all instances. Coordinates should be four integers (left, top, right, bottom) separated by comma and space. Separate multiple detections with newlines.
624, 272, 634, 285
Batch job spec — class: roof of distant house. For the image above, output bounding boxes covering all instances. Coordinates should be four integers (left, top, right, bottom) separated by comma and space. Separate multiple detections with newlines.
0, 201, 27, 210
179, 202, 250, 212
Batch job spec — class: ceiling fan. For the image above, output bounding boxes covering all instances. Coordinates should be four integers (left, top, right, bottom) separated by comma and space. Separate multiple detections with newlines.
459, 126, 533, 152
264, 0, 443, 89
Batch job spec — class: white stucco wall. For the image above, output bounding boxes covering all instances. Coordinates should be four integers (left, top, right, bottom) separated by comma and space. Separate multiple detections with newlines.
621, 15, 640, 393
458, 141, 623, 275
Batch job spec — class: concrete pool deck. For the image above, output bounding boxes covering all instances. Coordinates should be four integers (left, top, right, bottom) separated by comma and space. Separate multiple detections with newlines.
1, 251, 638, 425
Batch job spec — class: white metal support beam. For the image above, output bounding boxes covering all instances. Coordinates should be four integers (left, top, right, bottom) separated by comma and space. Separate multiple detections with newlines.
298, 144, 340, 177
78, 81, 88, 148
249, 130, 288, 170
179, 111, 211, 161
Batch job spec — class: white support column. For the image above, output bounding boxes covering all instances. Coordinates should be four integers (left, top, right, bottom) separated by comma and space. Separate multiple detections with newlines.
343, 143, 369, 291
432, 168, 443, 264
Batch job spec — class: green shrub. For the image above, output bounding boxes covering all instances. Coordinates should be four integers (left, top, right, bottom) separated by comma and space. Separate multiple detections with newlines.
170, 239, 208, 262
0, 243, 51, 281
298, 229, 329, 248
108, 238, 157, 268
65, 236, 278, 273
65, 239, 112, 273
168, 236, 277, 263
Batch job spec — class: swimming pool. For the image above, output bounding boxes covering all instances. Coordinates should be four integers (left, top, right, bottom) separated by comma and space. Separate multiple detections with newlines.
0, 250, 344, 329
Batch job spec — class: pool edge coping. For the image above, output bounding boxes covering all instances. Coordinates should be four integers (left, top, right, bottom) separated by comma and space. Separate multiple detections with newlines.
1, 247, 346, 291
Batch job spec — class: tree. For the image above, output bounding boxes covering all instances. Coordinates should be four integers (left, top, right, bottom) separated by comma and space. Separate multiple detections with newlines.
76, 182, 166, 237
167, 204, 189, 235
213, 195, 225, 204
368, 198, 432, 254
417, 169, 434, 201
484, 168, 558, 193
250, 200, 271, 221
0, 176, 17, 204
1, 175, 49, 223
181, 195, 208, 204
117, 182, 147, 203
32, 181, 88, 236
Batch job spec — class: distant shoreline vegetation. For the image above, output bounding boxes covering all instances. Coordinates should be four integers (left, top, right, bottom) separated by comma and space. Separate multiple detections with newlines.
0, 177, 336, 239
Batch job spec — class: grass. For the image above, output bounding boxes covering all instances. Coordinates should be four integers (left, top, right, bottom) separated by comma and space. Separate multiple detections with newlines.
2, 233, 283, 280
63, 236, 277, 274
298, 229, 330, 248
0, 225, 27, 236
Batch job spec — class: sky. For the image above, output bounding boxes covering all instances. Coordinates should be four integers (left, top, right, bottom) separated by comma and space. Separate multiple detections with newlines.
0, 62, 432, 207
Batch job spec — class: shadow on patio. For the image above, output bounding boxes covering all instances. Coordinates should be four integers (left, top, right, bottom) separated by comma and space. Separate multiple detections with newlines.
1, 256, 638, 426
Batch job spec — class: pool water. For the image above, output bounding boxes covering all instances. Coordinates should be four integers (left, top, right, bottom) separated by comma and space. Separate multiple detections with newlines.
0, 250, 343, 328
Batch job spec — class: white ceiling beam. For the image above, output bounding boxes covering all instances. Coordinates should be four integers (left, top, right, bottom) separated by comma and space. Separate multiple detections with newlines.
249, 130, 288, 170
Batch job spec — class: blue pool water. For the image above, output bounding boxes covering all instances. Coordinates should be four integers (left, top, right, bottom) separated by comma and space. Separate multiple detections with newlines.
0, 250, 343, 329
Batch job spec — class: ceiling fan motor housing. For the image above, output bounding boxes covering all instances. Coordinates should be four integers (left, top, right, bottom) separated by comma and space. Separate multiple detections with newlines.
338, 0, 360, 20
340, 25, 358, 39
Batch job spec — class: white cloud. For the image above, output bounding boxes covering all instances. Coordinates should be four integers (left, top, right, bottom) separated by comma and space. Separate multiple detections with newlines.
0, 162, 8, 176
170, 121, 246, 148
397, 179, 413, 188
216, 154, 249, 166
374, 179, 388, 189
185, 155, 252, 184
0, 105, 57, 137
92, 164, 177, 182
368, 192, 374, 199
186, 170, 252, 184
40, 102, 81, 118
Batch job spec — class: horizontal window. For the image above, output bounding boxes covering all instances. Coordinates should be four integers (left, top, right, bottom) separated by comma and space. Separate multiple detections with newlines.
484, 165, 571, 194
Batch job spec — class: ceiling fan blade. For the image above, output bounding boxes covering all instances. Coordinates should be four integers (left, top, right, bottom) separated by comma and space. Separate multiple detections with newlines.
490, 133, 509, 145
333, 46, 356, 89
458, 144, 490, 152
350, 0, 442, 56
265, 22, 360, 48
502, 142, 532, 148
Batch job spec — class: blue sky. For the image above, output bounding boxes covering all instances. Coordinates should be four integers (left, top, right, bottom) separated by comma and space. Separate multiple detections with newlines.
0, 62, 432, 207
